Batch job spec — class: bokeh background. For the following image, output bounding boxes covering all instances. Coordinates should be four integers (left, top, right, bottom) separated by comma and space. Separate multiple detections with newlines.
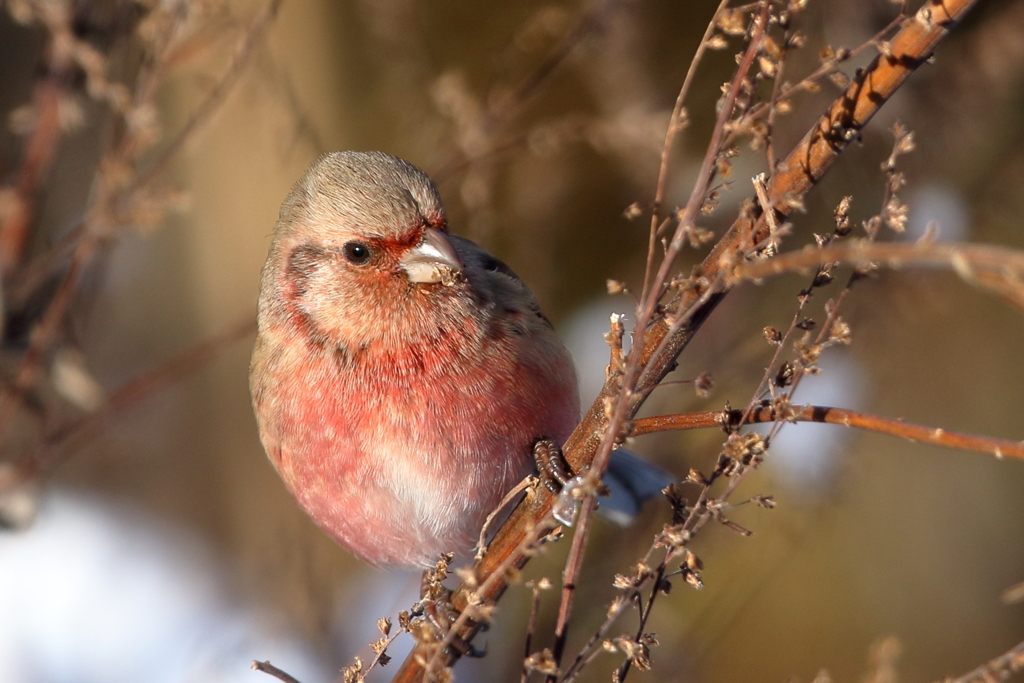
1, 0, 1023, 682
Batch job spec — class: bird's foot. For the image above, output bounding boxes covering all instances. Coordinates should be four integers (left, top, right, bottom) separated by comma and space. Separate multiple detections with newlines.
532, 437, 574, 493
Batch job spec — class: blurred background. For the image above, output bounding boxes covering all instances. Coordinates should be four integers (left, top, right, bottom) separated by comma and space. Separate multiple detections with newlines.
1, 0, 1023, 681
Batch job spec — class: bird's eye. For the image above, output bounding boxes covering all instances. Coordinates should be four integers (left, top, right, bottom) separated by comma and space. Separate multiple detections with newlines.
342, 242, 372, 265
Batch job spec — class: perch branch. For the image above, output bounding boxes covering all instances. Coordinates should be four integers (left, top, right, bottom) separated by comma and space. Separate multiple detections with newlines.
389, 0, 978, 680
632, 406, 1024, 461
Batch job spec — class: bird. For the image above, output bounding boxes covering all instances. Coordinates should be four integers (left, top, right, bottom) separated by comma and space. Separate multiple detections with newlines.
249, 151, 582, 568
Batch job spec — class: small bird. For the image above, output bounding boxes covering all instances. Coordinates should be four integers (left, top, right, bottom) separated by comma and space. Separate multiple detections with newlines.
250, 151, 581, 568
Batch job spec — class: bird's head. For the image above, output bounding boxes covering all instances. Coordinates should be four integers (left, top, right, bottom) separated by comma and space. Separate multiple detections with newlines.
262, 151, 471, 348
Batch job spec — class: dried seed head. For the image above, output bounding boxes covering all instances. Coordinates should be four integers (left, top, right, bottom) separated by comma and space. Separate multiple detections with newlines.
684, 549, 704, 571
695, 371, 715, 398
829, 317, 852, 345
622, 201, 643, 220
398, 610, 412, 631
523, 649, 560, 676
829, 71, 851, 89
717, 8, 747, 35
775, 361, 795, 387
834, 195, 853, 235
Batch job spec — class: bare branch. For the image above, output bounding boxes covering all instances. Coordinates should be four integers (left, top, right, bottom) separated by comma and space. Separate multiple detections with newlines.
732, 241, 1024, 311
632, 405, 1024, 461
934, 640, 1024, 683
251, 660, 304, 683
390, 0, 979, 678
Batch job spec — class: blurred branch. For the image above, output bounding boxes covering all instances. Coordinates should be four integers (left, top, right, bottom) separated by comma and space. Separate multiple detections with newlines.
632, 405, 1024, 461
2, 316, 255, 505
936, 640, 1024, 683
252, 660, 304, 683
0, 0, 282, 452
389, 0, 979, 680
551, 4, 773, 678
0, 77, 66, 272
733, 241, 1024, 311
128, 0, 285, 195
37, 316, 255, 473
432, 0, 629, 184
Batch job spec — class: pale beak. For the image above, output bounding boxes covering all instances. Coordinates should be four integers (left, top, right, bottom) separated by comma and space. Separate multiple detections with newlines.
400, 227, 464, 284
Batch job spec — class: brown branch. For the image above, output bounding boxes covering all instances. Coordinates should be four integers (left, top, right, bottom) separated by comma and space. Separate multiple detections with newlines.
732, 240, 1024, 310
545, 491, 595, 683
935, 640, 1024, 683
640, 0, 731, 305
548, 6, 774, 680
1, 315, 255, 502
521, 580, 549, 683
388, 1, 978, 680
39, 316, 256, 471
0, 0, 283, 442
0, 77, 66, 272
251, 660, 304, 683
127, 0, 286, 196
431, 0, 629, 184
632, 405, 1024, 461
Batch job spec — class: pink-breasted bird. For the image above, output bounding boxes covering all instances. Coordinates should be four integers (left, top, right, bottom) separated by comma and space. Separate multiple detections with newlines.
249, 151, 581, 568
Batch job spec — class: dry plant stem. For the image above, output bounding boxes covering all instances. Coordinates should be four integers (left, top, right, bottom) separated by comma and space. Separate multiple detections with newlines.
614, 564, 665, 681
252, 660, 304, 683
432, 0, 628, 183
546, 7, 773, 679
0, 0, 283, 438
521, 584, 545, 683
0, 76, 66, 271
755, 169, 893, 442
936, 639, 1024, 683
640, 0, 731, 306
632, 406, 1024, 461
545, 494, 597, 683
561, 594, 634, 682
389, 1, 977, 680
127, 0, 285, 196
734, 241, 1024, 307
35, 316, 257, 473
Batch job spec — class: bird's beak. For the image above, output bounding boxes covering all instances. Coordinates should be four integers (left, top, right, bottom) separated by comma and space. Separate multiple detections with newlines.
400, 227, 464, 284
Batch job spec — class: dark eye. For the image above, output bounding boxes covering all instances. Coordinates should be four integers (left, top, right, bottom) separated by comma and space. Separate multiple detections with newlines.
342, 242, 372, 265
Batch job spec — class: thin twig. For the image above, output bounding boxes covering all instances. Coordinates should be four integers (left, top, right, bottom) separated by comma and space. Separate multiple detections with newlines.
521, 580, 548, 683
545, 492, 597, 683
935, 639, 1024, 683
631, 405, 1024, 461
733, 240, 1024, 311
251, 660, 304, 683
640, 0, 731, 306
0, 0, 284, 448
388, 1, 978, 679
127, 0, 286, 196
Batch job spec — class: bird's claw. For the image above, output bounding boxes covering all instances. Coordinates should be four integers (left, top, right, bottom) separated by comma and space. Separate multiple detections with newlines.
533, 437, 574, 493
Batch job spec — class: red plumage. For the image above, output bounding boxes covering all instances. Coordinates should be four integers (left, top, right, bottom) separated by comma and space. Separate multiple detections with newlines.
250, 152, 579, 567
